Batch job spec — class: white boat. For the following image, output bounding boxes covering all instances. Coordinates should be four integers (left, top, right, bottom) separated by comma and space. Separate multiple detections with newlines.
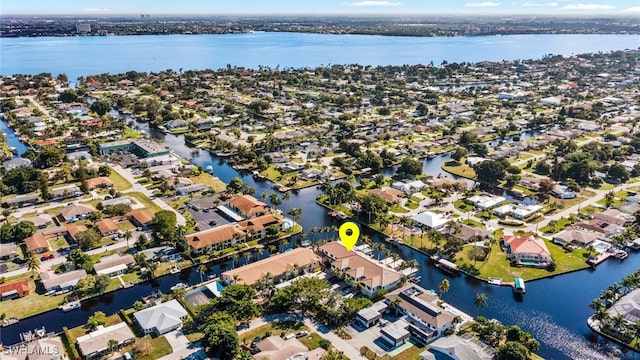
169, 266, 181, 274
170, 282, 188, 291
60, 301, 81, 312
488, 277, 502, 285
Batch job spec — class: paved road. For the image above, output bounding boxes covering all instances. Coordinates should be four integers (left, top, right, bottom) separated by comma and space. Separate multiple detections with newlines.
158, 329, 204, 360
112, 164, 187, 226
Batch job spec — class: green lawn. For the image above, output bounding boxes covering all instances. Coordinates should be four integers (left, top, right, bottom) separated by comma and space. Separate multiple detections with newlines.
391, 343, 427, 360
454, 199, 474, 212
405, 201, 419, 210
49, 236, 69, 250
123, 127, 141, 139
390, 204, 409, 213
127, 192, 162, 213
454, 238, 590, 281
1, 276, 70, 319
67, 313, 124, 343
239, 321, 307, 347
108, 167, 133, 191
539, 217, 572, 234
137, 335, 173, 360
441, 160, 477, 179
190, 173, 227, 193
297, 333, 325, 350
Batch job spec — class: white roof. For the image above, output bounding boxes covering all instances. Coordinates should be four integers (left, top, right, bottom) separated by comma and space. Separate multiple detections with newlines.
411, 211, 448, 229
133, 299, 187, 333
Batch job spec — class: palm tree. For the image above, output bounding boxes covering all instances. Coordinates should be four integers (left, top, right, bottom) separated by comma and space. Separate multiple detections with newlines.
474, 293, 488, 317
288, 207, 303, 224
589, 298, 604, 311
124, 230, 132, 249
611, 314, 627, 332
407, 259, 419, 272
26, 250, 40, 278
231, 253, 240, 268
260, 192, 268, 201
172, 287, 186, 300
283, 191, 291, 202
243, 251, 252, 264
269, 193, 281, 210
438, 279, 450, 300
388, 297, 403, 316
197, 264, 207, 283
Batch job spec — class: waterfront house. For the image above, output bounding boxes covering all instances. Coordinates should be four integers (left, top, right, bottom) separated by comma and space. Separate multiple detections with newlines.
300, 168, 323, 180
93, 254, 135, 277
391, 179, 426, 194
195, 117, 214, 129
277, 162, 304, 173
39, 269, 87, 292
237, 214, 285, 239
4, 335, 66, 360
77, 322, 135, 359
0, 278, 30, 300
503, 235, 552, 267
575, 219, 623, 239
221, 247, 320, 285
421, 335, 496, 360
606, 288, 640, 325
593, 208, 635, 227
186, 224, 246, 253
61, 203, 94, 222
166, 119, 188, 130
85, 176, 114, 190
384, 285, 456, 345
369, 187, 404, 204
444, 223, 490, 243
551, 227, 599, 248
265, 152, 289, 163
126, 209, 154, 229
228, 194, 268, 218
318, 242, 403, 298
468, 194, 506, 210
133, 299, 188, 335
411, 211, 449, 231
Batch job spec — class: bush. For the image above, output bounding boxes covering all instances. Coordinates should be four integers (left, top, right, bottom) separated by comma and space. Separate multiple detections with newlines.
546, 261, 557, 272
319, 339, 331, 350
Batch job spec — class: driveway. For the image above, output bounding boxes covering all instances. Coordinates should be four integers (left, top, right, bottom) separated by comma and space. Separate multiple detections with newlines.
158, 329, 204, 360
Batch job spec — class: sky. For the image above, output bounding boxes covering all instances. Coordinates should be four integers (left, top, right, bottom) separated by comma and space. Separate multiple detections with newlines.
1, 0, 640, 16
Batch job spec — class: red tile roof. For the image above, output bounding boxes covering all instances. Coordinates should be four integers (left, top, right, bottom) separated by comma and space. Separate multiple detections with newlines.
0, 278, 29, 297
186, 224, 245, 250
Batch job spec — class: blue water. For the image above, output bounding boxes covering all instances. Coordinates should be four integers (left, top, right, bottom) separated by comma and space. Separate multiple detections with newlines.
1, 33, 639, 82
1, 32, 640, 359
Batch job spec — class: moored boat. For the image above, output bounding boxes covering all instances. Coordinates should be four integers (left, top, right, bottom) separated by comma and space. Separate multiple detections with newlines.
60, 300, 81, 312
513, 277, 526, 294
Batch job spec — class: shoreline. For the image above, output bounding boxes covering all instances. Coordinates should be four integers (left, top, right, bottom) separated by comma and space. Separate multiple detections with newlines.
587, 316, 640, 354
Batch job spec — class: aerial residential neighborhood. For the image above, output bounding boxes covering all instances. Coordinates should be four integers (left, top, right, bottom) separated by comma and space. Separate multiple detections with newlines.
1, 10, 640, 360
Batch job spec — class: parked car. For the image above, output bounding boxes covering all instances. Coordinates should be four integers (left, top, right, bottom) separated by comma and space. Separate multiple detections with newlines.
13, 258, 27, 264
251, 336, 261, 348
40, 254, 54, 261
295, 330, 309, 338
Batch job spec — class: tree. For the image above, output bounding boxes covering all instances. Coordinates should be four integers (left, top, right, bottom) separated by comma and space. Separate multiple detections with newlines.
474, 160, 505, 184
202, 323, 239, 360
75, 229, 102, 250
269, 193, 281, 210
474, 292, 488, 317
534, 160, 551, 175
90, 100, 111, 116
226, 177, 248, 194
288, 207, 303, 224
451, 147, 468, 162
397, 158, 422, 177
497, 341, 529, 360
12, 221, 36, 242
198, 264, 207, 284
68, 249, 94, 272
438, 279, 450, 299
59, 89, 79, 103
87, 311, 107, 330
468, 246, 487, 265
608, 163, 630, 183
34, 146, 65, 168
124, 230, 132, 249
151, 210, 177, 244
39, 171, 51, 200
26, 250, 40, 277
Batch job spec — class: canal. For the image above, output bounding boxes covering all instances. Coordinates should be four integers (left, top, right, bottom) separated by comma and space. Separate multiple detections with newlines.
2, 117, 639, 359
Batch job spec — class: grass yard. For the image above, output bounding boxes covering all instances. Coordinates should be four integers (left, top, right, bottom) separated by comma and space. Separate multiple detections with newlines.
117, 220, 136, 232
297, 333, 325, 350
190, 173, 227, 193
67, 313, 124, 343
441, 161, 476, 179
454, 199, 474, 212
454, 239, 590, 281
123, 127, 141, 139
390, 204, 409, 213
1, 276, 70, 319
539, 217, 572, 234
127, 192, 162, 213
405, 201, 419, 210
136, 335, 173, 360
108, 167, 133, 191
49, 236, 70, 250
391, 343, 427, 360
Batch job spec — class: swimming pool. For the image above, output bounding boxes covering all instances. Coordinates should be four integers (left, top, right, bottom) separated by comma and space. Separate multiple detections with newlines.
592, 240, 609, 253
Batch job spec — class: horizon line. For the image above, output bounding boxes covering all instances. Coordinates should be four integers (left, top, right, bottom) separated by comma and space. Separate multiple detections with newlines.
2, 12, 639, 17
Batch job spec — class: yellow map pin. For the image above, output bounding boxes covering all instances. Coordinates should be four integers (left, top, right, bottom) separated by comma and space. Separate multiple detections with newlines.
339, 221, 360, 251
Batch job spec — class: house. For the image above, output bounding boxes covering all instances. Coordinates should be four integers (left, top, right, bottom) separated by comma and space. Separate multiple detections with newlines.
575, 219, 623, 239
76, 322, 135, 359
2, 157, 32, 170
96, 218, 119, 237
24, 224, 87, 253
391, 180, 426, 194
61, 203, 95, 222
186, 224, 246, 253
369, 187, 404, 204
552, 227, 600, 247
3, 194, 40, 208
503, 235, 552, 267
50, 185, 82, 200
444, 223, 490, 243
176, 183, 207, 196
385, 285, 457, 344
551, 185, 577, 199
607, 288, 640, 325
237, 214, 285, 239
133, 299, 188, 335
126, 209, 154, 229
421, 335, 496, 360
300, 168, 323, 180
318, 242, 403, 298
493, 204, 542, 220
166, 119, 188, 130
195, 117, 214, 129
356, 301, 388, 328
39, 269, 88, 292
25, 232, 51, 253
166, 176, 192, 190
593, 208, 635, 227
252, 336, 326, 360
0, 243, 18, 260
85, 177, 114, 190
93, 254, 136, 277
19, 214, 53, 228
277, 162, 304, 173
468, 195, 506, 210
99, 196, 132, 209
0, 278, 30, 300
411, 211, 449, 230
221, 248, 320, 285
228, 194, 268, 218
265, 152, 289, 163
